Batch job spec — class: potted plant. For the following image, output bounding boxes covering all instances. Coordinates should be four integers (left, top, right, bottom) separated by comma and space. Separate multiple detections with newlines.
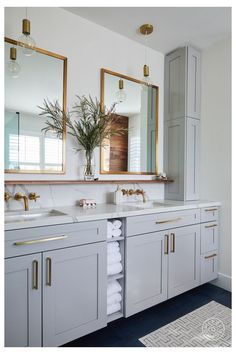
38, 95, 126, 180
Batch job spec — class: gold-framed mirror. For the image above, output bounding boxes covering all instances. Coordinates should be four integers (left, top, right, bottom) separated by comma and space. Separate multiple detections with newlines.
100, 68, 159, 175
4, 37, 67, 174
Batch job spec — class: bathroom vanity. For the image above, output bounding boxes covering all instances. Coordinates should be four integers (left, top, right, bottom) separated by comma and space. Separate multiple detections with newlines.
4, 200, 220, 347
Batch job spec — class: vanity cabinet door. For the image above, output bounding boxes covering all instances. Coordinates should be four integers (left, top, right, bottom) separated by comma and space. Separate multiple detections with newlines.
125, 232, 168, 317
168, 224, 200, 298
5, 253, 42, 347
42, 242, 107, 347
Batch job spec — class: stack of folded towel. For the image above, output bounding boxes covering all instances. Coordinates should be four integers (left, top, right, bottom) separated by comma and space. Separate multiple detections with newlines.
107, 241, 123, 276
107, 280, 122, 315
107, 219, 122, 239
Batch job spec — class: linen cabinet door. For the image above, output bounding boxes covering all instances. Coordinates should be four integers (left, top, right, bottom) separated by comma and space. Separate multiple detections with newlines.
43, 242, 107, 347
5, 254, 42, 347
168, 225, 200, 299
125, 232, 168, 317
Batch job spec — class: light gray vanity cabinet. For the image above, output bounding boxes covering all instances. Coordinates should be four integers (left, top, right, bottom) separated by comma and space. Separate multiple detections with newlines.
5, 253, 42, 347
125, 231, 168, 317
164, 45, 201, 201
164, 45, 201, 121
43, 242, 106, 347
167, 224, 200, 298
5, 221, 107, 347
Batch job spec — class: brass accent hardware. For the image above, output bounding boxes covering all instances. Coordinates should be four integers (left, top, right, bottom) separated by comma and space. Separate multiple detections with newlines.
4, 192, 12, 202
121, 188, 147, 202
28, 192, 40, 202
119, 79, 124, 90
204, 253, 217, 259
22, 19, 30, 35
139, 24, 154, 35
46, 257, 52, 286
170, 233, 175, 253
164, 234, 169, 255
143, 64, 149, 77
10, 47, 17, 60
205, 224, 218, 229
14, 192, 29, 211
156, 217, 182, 225
14, 235, 68, 246
32, 260, 38, 290
205, 208, 218, 212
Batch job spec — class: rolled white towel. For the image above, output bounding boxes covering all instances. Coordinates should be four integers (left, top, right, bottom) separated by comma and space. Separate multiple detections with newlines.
107, 262, 122, 276
112, 228, 122, 237
107, 229, 113, 239
107, 251, 122, 265
112, 220, 122, 229
107, 302, 121, 315
107, 242, 120, 254
107, 292, 122, 306
107, 280, 122, 296
107, 221, 114, 232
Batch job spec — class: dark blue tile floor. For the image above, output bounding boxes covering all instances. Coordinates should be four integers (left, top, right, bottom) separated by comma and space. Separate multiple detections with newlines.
62, 283, 231, 347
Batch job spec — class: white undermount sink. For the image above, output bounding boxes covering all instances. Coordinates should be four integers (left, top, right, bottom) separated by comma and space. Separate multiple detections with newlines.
123, 201, 170, 209
5, 209, 67, 223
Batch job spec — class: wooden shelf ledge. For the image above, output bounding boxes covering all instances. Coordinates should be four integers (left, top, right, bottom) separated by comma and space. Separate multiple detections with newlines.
4, 179, 174, 185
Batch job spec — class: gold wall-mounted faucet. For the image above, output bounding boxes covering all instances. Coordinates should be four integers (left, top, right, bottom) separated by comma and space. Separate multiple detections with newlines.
29, 192, 40, 202
14, 193, 29, 211
121, 188, 147, 203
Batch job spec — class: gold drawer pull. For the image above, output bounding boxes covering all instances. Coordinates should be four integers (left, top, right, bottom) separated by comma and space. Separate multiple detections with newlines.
170, 233, 175, 253
204, 253, 217, 259
205, 224, 218, 228
46, 257, 52, 286
164, 234, 169, 254
32, 260, 38, 290
156, 217, 182, 224
205, 208, 218, 212
14, 235, 68, 246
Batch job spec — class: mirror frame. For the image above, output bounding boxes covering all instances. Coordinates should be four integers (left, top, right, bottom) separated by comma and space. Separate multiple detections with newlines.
100, 68, 159, 175
4, 37, 67, 174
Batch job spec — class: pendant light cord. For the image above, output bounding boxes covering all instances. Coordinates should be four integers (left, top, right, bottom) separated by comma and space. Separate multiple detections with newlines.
26, 7, 28, 19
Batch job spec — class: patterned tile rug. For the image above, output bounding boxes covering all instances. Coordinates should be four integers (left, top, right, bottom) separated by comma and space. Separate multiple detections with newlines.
139, 301, 231, 347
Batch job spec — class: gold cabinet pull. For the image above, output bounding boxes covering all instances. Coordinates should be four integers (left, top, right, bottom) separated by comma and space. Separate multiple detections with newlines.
156, 217, 182, 224
46, 257, 52, 286
164, 234, 169, 254
32, 260, 38, 290
14, 235, 68, 246
170, 233, 175, 253
205, 208, 218, 212
204, 253, 217, 259
205, 224, 218, 228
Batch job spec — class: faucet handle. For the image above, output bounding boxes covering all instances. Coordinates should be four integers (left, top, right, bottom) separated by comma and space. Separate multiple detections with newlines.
4, 192, 12, 202
29, 192, 40, 202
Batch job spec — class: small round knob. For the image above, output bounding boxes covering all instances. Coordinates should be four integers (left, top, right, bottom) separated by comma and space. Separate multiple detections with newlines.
4, 192, 12, 202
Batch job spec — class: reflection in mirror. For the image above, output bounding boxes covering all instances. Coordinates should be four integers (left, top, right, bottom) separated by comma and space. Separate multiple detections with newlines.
100, 69, 158, 174
4, 38, 67, 173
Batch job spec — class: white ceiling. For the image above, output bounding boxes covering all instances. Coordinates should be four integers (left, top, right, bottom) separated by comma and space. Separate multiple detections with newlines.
63, 7, 231, 53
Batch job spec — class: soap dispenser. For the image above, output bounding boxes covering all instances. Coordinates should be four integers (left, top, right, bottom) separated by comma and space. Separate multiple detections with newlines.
113, 185, 123, 204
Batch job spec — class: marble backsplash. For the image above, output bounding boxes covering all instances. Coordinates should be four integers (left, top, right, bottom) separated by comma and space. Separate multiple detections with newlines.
4, 183, 164, 211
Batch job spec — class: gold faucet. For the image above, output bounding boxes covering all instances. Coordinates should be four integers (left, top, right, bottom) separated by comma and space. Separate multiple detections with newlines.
29, 192, 40, 202
4, 192, 13, 202
14, 193, 29, 211
121, 188, 147, 203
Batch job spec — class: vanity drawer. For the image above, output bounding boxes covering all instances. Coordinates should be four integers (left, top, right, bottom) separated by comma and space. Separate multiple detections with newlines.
200, 251, 218, 284
5, 220, 107, 258
201, 207, 219, 223
126, 209, 200, 236
201, 222, 219, 254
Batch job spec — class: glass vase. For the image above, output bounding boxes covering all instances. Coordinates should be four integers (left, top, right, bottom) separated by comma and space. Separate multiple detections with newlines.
83, 150, 95, 181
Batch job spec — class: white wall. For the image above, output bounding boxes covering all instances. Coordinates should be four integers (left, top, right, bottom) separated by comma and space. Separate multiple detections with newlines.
200, 37, 231, 291
4, 7, 164, 184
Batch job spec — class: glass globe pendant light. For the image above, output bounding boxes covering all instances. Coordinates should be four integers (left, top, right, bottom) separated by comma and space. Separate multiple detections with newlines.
115, 79, 127, 103
7, 47, 21, 78
139, 24, 153, 86
18, 8, 36, 56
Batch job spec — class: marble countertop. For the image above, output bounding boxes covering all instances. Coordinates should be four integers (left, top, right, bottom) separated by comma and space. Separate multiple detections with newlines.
5, 199, 221, 231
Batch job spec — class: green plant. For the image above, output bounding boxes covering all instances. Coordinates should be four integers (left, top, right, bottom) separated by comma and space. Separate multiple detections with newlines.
38, 95, 127, 176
